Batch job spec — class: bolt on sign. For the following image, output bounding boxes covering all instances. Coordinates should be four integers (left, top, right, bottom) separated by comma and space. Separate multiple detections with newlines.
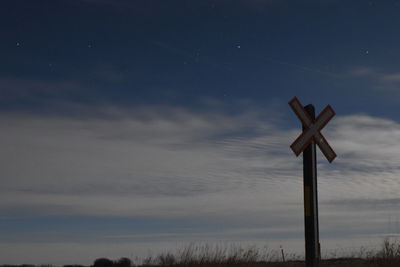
289, 97, 336, 267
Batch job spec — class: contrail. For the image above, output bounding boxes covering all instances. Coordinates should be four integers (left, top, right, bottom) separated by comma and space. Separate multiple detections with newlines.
151, 41, 240, 73
152, 41, 342, 78
258, 55, 342, 78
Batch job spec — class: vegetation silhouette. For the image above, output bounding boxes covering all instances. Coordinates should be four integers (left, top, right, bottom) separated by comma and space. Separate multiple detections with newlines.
114, 258, 132, 267
3, 240, 400, 267
93, 258, 113, 267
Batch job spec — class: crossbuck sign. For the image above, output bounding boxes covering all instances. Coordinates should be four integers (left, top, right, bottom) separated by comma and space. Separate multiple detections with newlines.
289, 97, 336, 163
289, 97, 336, 267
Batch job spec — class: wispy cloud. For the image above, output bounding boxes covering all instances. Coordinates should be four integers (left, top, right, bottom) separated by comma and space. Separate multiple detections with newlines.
1, 107, 398, 214
0, 106, 297, 216
346, 66, 400, 97
1, 106, 400, 263
0, 77, 83, 102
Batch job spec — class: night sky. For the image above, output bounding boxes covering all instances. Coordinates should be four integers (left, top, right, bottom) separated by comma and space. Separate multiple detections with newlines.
2, 0, 400, 264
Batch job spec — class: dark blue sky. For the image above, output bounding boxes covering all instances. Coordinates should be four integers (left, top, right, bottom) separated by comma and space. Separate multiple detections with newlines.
3, 0, 400, 117
3, 1, 400, 264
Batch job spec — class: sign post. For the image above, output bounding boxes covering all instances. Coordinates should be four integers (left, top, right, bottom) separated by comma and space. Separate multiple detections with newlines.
289, 97, 336, 267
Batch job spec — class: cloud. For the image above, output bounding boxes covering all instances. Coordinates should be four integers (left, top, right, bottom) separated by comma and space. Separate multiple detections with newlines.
0, 77, 83, 102
0, 106, 299, 217
0, 68, 132, 109
2, 106, 400, 263
381, 73, 400, 83
347, 67, 376, 77
2, 108, 400, 218
346, 66, 400, 97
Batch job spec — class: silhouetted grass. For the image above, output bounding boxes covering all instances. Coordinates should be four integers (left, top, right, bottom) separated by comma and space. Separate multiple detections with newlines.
3, 238, 400, 267
136, 239, 400, 267
140, 244, 291, 266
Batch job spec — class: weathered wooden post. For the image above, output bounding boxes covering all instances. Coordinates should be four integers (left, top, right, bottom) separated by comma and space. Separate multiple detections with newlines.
289, 97, 336, 267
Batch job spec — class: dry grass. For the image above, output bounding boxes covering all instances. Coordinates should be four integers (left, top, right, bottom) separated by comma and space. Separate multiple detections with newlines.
3, 239, 400, 267
136, 238, 400, 267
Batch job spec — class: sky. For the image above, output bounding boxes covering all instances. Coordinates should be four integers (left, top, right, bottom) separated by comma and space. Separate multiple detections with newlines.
2, 0, 400, 265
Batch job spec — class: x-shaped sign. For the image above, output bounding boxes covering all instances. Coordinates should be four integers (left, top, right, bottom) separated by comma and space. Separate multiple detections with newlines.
289, 97, 336, 163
